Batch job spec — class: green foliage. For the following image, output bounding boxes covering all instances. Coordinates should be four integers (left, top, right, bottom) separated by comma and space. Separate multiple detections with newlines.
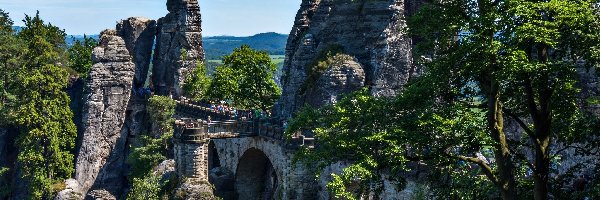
0, 18, 25, 121
147, 95, 176, 136
0, 9, 13, 35
127, 95, 175, 179
209, 65, 239, 102
287, 89, 410, 198
127, 133, 172, 179
183, 62, 212, 101
0, 167, 9, 198
128, 174, 162, 200
587, 96, 600, 105
208, 45, 281, 111
290, 0, 600, 199
0, 11, 77, 199
18, 11, 67, 65
406, 0, 600, 198
67, 35, 97, 78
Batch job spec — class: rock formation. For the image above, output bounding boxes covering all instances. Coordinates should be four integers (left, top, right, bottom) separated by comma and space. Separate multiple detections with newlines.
117, 17, 157, 139
305, 54, 366, 107
278, 0, 417, 117
59, 29, 136, 199
117, 17, 157, 89
153, 0, 204, 97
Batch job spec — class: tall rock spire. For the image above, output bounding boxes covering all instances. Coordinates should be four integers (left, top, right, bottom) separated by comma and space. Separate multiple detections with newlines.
278, 0, 418, 118
153, 0, 205, 97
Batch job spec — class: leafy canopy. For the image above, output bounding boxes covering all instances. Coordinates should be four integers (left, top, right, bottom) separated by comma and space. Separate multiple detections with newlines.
208, 45, 281, 111
289, 0, 600, 199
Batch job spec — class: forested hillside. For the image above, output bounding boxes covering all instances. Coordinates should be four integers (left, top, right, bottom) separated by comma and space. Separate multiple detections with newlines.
203, 32, 287, 60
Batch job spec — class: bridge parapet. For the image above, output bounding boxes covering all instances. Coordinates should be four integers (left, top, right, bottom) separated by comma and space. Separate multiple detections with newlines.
174, 98, 316, 149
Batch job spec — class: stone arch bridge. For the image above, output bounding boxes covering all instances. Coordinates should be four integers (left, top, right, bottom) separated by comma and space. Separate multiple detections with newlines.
173, 98, 318, 199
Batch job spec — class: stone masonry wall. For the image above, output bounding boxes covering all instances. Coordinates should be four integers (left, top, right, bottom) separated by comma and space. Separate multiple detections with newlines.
174, 141, 209, 181
212, 137, 318, 200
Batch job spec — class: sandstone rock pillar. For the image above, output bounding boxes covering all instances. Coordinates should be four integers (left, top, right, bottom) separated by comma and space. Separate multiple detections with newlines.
152, 0, 205, 97
57, 29, 136, 199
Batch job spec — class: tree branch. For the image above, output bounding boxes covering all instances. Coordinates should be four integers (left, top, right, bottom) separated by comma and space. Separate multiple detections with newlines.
455, 155, 499, 186
503, 108, 539, 146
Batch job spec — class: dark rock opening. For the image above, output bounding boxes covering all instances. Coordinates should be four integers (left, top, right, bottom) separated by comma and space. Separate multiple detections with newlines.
234, 148, 278, 200
208, 140, 220, 170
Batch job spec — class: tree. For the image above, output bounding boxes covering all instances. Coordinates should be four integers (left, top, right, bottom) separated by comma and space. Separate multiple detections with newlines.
9, 12, 76, 199
68, 35, 97, 78
183, 62, 212, 101
0, 9, 25, 120
208, 45, 281, 111
127, 95, 175, 179
127, 175, 161, 200
289, 0, 600, 199
0, 9, 13, 34
208, 65, 238, 102
287, 89, 407, 199
408, 0, 600, 199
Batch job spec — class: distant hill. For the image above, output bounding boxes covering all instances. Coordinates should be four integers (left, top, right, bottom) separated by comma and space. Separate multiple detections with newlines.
62, 32, 287, 60
66, 35, 100, 46
12, 27, 286, 65
11, 26, 22, 33
204, 32, 288, 60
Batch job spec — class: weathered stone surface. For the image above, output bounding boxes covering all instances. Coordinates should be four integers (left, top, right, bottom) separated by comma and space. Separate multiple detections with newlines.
579, 67, 600, 115
209, 167, 235, 199
115, 17, 157, 146
57, 29, 135, 200
117, 17, 157, 88
153, 0, 205, 96
305, 54, 365, 107
174, 140, 209, 181
174, 178, 217, 200
86, 190, 117, 200
278, 0, 417, 117
212, 137, 318, 200
55, 179, 84, 200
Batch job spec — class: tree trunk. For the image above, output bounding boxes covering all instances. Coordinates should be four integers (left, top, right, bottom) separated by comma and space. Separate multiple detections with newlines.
488, 79, 517, 200
534, 144, 550, 200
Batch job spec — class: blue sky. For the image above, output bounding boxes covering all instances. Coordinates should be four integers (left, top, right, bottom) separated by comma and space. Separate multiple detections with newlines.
0, 0, 300, 36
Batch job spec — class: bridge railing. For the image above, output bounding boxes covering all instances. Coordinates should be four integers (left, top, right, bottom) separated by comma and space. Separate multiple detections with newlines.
174, 98, 316, 149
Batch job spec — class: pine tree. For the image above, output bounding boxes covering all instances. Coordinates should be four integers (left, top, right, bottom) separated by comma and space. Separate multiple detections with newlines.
10, 12, 76, 199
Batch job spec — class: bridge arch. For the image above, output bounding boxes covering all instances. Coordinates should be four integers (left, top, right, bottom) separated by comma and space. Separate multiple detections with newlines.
208, 140, 221, 170
234, 148, 279, 200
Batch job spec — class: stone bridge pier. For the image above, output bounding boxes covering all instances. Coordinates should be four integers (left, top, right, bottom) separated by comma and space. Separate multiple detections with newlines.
174, 120, 215, 182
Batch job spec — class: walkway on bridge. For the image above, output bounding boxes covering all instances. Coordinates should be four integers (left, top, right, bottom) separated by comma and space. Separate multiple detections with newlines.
174, 98, 315, 149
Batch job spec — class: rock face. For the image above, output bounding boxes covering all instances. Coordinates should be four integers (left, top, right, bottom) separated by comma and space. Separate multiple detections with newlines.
153, 0, 204, 96
278, 0, 417, 117
305, 54, 366, 107
117, 17, 156, 140
117, 17, 157, 88
67, 29, 136, 199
